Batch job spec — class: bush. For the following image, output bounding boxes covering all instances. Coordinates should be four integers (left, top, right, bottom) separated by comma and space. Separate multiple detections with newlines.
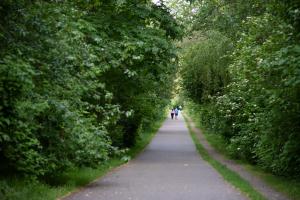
181, 0, 300, 177
0, 1, 182, 178
180, 30, 232, 103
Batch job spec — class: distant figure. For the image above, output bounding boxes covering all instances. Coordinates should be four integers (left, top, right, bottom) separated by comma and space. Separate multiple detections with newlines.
175, 108, 179, 119
171, 109, 175, 119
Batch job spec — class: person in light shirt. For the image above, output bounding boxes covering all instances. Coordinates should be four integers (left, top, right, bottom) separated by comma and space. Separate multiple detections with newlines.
174, 107, 179, 120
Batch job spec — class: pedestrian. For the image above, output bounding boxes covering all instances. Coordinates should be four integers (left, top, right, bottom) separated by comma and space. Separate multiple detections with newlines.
171, 109, 175, 119
175, 107, 179, 119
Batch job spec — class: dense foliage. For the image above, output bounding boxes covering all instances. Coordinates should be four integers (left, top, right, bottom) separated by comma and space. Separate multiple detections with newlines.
0, 0, 182, 178
180, 0, 300, 177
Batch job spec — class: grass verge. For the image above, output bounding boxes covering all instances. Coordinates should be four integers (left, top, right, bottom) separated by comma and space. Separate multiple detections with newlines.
183, 115, 266, 200
127, 117, 165, 158
186, 107, 300, 200
0, 117, 165, 200
201, 126, 300, 200
244, 165, 300, 200
0, 159, 124, 200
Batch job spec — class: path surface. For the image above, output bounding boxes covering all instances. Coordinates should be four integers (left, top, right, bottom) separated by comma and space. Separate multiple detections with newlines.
64, 115, 246, 200
184, 115, 289, 200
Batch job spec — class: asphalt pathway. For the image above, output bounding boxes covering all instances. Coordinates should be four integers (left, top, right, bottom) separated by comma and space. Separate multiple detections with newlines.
185, 115, 289, 200
64, 114, 246, 200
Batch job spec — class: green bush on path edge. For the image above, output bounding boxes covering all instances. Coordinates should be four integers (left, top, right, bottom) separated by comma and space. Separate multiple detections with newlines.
0, 117, 165, 200
183, 114, 266, 200
184, 112, 300, 200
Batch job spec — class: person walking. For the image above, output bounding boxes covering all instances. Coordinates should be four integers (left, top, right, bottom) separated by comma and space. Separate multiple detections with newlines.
175, 108, 179, 120
171, 109, 175, 119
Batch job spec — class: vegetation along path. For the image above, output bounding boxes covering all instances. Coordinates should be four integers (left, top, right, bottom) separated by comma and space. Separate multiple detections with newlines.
63, 115, 246, 200
184, 115, 289, 200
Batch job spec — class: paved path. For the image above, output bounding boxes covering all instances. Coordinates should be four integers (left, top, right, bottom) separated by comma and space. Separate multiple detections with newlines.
64, 115, 246, 200
185, 115, 289, 200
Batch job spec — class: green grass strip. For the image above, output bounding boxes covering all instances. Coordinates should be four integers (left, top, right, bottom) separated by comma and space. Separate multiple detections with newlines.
0, 159, 125, 200
127, 118, 165, 158
0, 117, 165, 200
244, 165, 300, 200
184, 116, 266, 200
186, 108, 300, 200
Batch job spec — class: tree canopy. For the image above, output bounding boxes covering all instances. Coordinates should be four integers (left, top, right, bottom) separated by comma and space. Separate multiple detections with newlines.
179, 0, 300, 177
0, 0, 182, 177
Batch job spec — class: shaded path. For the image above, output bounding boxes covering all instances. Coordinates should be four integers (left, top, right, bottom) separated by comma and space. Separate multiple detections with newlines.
64, 115, 246, 200
184, 114, 289, 200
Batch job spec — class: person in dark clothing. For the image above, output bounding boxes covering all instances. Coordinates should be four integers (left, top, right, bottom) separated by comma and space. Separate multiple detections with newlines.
171, 109, 175, 119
